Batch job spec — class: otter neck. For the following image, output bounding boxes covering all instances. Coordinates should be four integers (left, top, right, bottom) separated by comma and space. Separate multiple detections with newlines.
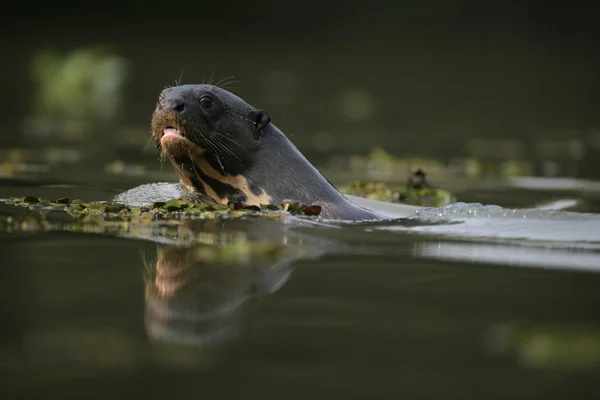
175, 125, 384, 220
240, 125, 384, 220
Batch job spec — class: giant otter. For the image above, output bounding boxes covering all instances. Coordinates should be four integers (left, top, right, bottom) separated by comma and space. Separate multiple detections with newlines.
115, 84, 384, 221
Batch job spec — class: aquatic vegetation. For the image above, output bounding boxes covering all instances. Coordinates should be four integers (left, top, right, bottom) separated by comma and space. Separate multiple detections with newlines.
25, 46, 128, 141
337, 159, 456, 207
340, 180, 455, 207
31, 46, 128, 122
329, 146, 454, 182
0, 196, 322, 243
2, 196, 320, 217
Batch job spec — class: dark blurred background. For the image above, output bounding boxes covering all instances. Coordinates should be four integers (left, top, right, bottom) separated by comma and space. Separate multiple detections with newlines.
2, 0, 600, 178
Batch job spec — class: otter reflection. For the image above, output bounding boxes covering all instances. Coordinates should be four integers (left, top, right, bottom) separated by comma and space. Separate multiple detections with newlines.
144, 219, 329, 348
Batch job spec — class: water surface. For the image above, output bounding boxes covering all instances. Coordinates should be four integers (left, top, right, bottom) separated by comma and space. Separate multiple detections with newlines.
2, 169, 600, 399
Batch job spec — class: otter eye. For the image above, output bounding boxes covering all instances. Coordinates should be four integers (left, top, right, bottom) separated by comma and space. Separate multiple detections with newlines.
199, 95, 213, 108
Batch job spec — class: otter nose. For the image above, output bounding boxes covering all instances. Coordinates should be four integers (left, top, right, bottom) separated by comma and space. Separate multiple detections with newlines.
167, 98, 186, 113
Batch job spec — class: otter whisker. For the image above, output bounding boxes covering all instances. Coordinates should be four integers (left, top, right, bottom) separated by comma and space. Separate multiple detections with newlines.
198, 133, 217, 155
210, 136, 241, 163
184, 118, 240, 163
213, 151, 226, 174
212, 128, 248, 153
190, 124, 228, 162
215, 131, 248, 153
219, 79, 242, 89
224, 113, 254, 137
214, 76, 241, 89
219, 80, 241, 90
206, 73, 215, 86
214, 135, 246, 154
214, 76, 233, 87
228, 109, 256, 125
227, 115, 253, 133
175, 70, 184, 87
186, 148, 203, 177
199, 134, 230, 175
143, 136, 154, 152
208, 133, 242, 161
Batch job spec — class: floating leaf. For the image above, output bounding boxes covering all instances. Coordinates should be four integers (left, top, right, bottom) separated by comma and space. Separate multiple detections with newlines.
189, 205, 211, 213
86, 203, 106, 210
105, 203, 126, 213
82, 214, 104, 224
281, 200, 304, 213
23, 196, 39, 204
164, 199, 188, 211
70, 204, 85, 212
228, 202, 244, 210
302, 205, 322, 216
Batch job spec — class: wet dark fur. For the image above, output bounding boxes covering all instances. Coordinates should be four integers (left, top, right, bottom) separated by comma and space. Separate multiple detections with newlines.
151, 84, 384, 221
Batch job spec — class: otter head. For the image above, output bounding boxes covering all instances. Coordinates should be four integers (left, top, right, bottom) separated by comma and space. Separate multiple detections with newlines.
150, 84, 273, 206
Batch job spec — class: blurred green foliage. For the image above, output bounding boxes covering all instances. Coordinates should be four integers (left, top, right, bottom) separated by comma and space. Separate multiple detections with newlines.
31, 46, 128, 122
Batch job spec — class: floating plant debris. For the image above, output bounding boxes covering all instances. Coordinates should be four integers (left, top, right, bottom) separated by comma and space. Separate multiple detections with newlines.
0, 195, 323, 239
339, 180, 456, 207
302, 205, 322, 216
2, 196, 323, 216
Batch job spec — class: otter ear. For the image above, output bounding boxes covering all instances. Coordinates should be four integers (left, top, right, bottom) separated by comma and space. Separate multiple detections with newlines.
250, 109, 271, 139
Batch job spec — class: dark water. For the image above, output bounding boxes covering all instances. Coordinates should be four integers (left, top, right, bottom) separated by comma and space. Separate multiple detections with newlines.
2, 170, 600, 399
